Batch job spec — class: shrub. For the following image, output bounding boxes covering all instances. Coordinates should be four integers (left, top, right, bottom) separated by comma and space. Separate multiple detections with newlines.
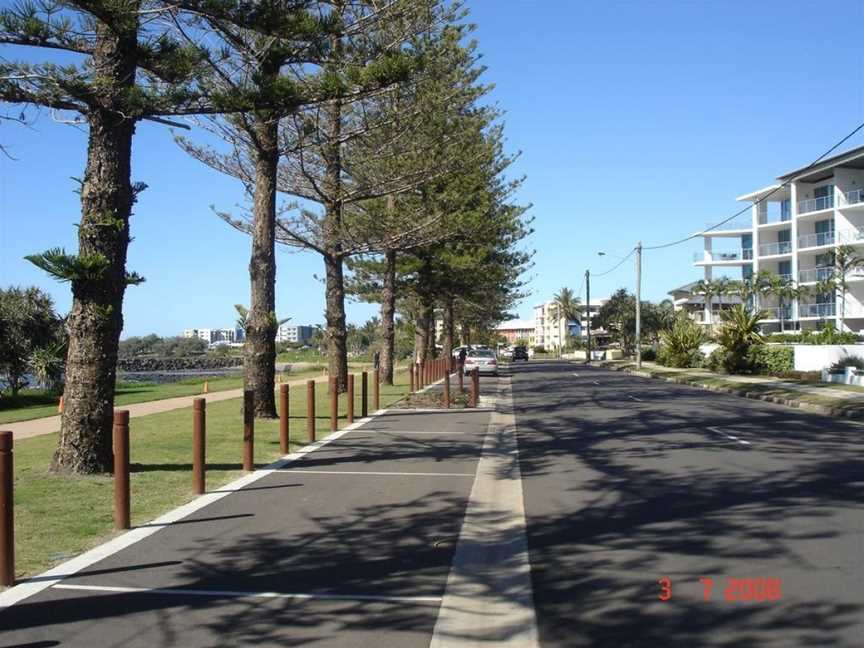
764, 323, 860, 345
716, 305, 765, 374
533, 346, 546, 354
641, 347, 657, 361
657, 312, 705, 368
706, 347, 726, 373
829, 355, 864, 372
748, 345, 794, 375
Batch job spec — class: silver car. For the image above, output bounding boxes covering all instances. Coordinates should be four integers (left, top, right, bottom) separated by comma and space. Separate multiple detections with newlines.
464, 349, 499, 376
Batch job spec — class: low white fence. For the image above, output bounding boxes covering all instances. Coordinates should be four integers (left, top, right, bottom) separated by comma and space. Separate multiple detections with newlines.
821, 366, 864, 386
793, 345, 864, 371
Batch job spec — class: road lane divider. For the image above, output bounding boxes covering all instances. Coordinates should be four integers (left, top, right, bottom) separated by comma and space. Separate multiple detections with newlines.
707, 426, 752, 446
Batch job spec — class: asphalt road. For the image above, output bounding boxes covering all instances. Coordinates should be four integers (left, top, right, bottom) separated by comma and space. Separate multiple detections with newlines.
0, 404, 497, 647
511, 359, 864, 648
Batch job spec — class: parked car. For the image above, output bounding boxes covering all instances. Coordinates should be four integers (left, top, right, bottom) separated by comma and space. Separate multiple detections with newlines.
464, 349, 498, 376
510, 345, 529, 362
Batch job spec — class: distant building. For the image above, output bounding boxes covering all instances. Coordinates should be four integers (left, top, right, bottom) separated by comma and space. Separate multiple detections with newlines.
276, 324, 315, 345
668, 282, 740, 325
183, 327, 244, 346
496, 319, 535, 345
533, 297, 609, 350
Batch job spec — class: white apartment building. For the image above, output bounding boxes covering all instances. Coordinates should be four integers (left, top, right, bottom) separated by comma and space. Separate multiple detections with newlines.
183, 327, 244, 345
694, 145, 864, 333
533, 297, 608, 350
275, 324, 315, 344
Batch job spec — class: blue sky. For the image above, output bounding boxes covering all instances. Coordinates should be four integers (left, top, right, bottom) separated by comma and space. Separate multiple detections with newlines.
2, 0, 864, 337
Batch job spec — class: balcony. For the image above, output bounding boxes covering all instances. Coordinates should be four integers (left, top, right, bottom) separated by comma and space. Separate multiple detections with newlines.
761, 305, 793, 320
758, 241, 792, 256
799, 302, 836, 318
705, 219, 751, 232
842, 189, 864, 207
798, 267, 834, 283
838, 229, 864, 244
798, 195, 834, 214
693, 249, 753, 263
798, 231, 835, 248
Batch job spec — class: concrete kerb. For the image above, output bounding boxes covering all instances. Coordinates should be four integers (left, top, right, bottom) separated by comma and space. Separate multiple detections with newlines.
0, 408, 391, 609
599, 362, 864, 420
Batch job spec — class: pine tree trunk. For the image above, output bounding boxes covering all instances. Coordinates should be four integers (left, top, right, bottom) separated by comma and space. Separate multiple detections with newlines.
324, 251, 348, 391
379, 248, 397, 385
443, 297, 455, 359
244, 114, 279, 418
52, 18, 138, 474
415, 307, 429, 364
425, 303, 435, 358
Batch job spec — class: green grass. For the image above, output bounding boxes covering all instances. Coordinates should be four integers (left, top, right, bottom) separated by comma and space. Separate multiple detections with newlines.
11, 369, 410, 579
0, 368, 331, 426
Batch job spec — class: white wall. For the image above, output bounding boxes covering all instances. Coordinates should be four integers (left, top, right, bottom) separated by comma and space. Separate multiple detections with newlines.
793, 344, 864, 371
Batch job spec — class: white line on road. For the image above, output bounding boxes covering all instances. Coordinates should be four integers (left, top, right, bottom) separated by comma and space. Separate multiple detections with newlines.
592, 380, 601, 386
707, 426, 752, 446
287, 469, 475, 477
627, 395, 643, 402
52, 583, 442, 604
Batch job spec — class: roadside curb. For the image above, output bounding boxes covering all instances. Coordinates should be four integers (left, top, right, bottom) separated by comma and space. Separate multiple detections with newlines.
599, 362, 864, 420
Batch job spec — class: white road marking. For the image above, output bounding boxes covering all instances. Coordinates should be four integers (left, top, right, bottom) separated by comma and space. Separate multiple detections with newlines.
592, 380, 601, 386
52, 583, 441, 604
287, 469, 475, 477
627, 395, 643, 402
351, 430, 477, 436
0, 413, 384, 610
707, 426, 752, 446
430, 376, 539, 647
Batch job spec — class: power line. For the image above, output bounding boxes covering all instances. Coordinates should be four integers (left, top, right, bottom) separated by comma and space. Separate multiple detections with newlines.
592, 248, 636, 277
643, 119, 864, 251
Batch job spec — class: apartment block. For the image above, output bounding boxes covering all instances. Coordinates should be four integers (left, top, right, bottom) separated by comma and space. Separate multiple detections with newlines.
693, 145, 864, 333
533, 298, 608, 350
183, 327, 244, 345
275, 324, 316, 344
496, 319, 536, 345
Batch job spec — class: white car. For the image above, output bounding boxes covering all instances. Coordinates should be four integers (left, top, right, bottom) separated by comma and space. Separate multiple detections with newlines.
464, 349, 498, 376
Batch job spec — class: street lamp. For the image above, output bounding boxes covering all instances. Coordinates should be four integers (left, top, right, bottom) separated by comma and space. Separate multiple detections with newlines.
596, 245, 643, 370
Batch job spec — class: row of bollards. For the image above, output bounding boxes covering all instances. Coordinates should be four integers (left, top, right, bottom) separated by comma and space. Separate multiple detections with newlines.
407, 356, 480, 409
0, 369, 388, 588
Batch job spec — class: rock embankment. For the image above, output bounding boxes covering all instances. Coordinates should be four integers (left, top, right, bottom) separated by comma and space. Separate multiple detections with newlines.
118, 356, 243, 372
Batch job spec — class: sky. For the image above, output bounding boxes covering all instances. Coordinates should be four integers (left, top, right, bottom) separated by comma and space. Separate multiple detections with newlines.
2, 0, 864, 337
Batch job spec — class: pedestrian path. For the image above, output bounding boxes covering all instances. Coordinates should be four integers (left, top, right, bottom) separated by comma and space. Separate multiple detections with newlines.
0, 379, 538, 647
5, 374, 328, 441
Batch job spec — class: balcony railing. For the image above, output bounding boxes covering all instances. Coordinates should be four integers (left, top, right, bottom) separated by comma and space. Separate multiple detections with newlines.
838, 228, 864, 244
705, 219, 751, 231
799, 302, 836, 318
758, 241, 792, 256
842, 189, 864, 206
798, 231, 835, 248
798, 195, 834, 214
760, 306, 793, 321
798, 267, 834, 283
694, 250, 753, 263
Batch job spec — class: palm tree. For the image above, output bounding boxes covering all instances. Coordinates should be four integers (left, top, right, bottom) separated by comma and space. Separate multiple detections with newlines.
813, 276, 838, 323
765, 274, 796, 332
733, 270, 773, 312
832, 245, 864, 330
717, 304, 766, 373
693, 278, 722, 332
552, 287, 583, 352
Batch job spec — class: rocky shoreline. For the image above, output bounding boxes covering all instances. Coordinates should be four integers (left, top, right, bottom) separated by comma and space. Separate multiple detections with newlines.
117, 356, 243, 372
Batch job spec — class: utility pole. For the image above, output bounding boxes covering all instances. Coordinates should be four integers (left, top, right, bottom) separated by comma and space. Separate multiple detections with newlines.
635, 241, 643, 370
585, 269, 591, 364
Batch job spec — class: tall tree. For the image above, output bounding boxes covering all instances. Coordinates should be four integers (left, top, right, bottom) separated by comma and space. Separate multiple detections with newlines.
832, 244, 864, 330
0, 1, 221, 473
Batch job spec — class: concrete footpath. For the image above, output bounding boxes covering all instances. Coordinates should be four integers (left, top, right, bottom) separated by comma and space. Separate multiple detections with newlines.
0, 375, 539, 647
6, 373, 328, 441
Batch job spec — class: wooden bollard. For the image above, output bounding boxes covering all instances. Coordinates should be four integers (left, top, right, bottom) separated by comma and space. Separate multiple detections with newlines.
0, 431, 14, 587
416, 362, 423, 389
361, 371, 369, 418
113, 410, 131, 530
243, 390, 254, 471
347, 374, 355, 424
468, 371, 477, 408
306, 380, 316, 442
409, 364, 415, 393
443, 370, 451, 409
458, 362, 464, 393
203, 380, 208, 394
279, 384, 289, 455
57, 396, 64, 413
373, 368, 380, 411
329, 377, 338, 432
472, 368, 480, 405
192, 398, 205, 495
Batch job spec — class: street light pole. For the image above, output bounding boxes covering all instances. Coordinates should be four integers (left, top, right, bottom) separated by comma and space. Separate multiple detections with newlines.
585, 269, 591, 364
635, 241, 643, 370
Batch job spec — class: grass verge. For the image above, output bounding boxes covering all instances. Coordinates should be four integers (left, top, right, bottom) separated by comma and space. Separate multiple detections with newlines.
12, 370, 410, 579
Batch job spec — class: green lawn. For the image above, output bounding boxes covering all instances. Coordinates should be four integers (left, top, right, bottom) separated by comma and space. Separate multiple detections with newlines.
0, 367, 333, 426
11, 369, 410, 579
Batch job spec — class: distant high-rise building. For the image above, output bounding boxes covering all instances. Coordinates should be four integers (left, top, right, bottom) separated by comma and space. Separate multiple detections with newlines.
275, 324, 315, 344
